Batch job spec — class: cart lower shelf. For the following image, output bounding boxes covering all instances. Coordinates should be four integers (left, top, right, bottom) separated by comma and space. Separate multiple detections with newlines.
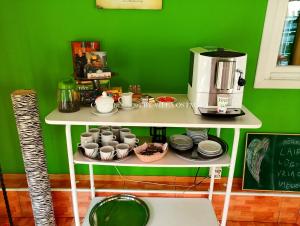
83, 197, 219, 226
74, 150, 231, 168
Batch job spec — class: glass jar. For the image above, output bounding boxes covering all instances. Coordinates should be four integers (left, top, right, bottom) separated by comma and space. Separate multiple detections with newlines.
57, 79, 80, 113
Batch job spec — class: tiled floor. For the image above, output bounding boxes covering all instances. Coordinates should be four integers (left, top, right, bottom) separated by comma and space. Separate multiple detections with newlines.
2, 190, 299, 223
1, 174, 300, 225
0, 218, 298, 226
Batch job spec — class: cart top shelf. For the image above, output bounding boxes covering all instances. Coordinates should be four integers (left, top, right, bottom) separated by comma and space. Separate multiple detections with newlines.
45, 94, 261, 128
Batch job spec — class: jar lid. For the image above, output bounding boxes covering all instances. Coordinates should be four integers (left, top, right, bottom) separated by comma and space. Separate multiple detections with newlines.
58, 79, 76, 90
95, 91, 114, 104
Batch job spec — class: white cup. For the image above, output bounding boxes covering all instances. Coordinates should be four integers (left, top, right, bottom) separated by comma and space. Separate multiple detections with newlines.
118, 92, 133, 108
84, 143, 99, 158
111, 126, 122, 141
124, 134, 139, 147
107, 140, 119, 148
99, 126, 111, 133
101, 131, 116, 145
80, 132, 94, 147
100, 146, 115, 160
217, 94, 230, 113
89, 128, 100, 143
120, 128, 131, 142
116, 143, 130, 159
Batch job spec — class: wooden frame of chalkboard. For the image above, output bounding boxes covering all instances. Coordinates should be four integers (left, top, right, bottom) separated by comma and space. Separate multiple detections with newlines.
242, 133, 300, 192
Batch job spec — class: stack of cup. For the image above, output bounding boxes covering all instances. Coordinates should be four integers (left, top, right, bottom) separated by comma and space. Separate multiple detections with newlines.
81, 132, 99, 158
186, 128, 208, 145
80, 125, 138, 160
119, 128, 131, 142
123, 134, 139, 147
89, 128, 100, 143
80, 132, 93, 147
99, 126, 111, 133
101, 130, 116, 146
115, 143, 130, 159
111, 126, 122, 141
107, 140, 119, 148
100, 143, 131, 160
99, 146, 115, 161
84, 143, 99, 159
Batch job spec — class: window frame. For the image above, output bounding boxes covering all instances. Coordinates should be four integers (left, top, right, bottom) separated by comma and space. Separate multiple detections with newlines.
254, 0, 300, 89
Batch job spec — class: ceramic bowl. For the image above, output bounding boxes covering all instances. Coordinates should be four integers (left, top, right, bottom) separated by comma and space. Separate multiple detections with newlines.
134, 143, 168, 163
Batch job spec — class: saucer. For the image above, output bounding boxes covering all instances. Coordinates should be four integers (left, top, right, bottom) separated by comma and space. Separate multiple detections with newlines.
91, 107, 118, 116
118, 103, 139, 110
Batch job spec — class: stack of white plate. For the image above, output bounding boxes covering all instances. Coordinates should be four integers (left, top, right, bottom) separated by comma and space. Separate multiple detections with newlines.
186, 128, 208, 144
170, 135, 193, 151
197, 140, 222, 157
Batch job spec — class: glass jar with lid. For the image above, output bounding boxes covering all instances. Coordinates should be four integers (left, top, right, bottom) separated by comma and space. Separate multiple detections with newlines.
57, 79, 80, 113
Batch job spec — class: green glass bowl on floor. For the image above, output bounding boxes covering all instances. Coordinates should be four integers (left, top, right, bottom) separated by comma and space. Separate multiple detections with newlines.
89, 194, 149, 226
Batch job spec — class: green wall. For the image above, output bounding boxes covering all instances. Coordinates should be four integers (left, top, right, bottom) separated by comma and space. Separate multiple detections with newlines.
1, 0, 300, 177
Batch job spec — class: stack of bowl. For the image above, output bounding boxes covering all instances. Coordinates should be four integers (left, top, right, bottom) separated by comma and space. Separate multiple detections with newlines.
169, 135, 193, 151
197, 140, 222, 158
186, 128, 208, 144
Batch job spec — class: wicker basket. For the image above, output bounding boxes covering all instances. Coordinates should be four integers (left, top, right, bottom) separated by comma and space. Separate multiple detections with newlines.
134, 143, 168, 163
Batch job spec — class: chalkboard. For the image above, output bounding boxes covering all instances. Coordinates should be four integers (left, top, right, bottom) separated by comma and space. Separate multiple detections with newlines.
242, 133, 300, 192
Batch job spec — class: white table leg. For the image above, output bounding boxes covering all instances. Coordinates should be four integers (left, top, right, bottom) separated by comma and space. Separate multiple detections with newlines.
66, 125, 80, 226
216, 128, 221, 137
221, 128, 240, 226
89, 164, 95, 199
208, 128, 221, 201
86, 125, 96, 199
208, 166, 216, 201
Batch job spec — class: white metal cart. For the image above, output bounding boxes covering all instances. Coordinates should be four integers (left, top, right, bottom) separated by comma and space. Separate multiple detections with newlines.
45, 94, 261, 226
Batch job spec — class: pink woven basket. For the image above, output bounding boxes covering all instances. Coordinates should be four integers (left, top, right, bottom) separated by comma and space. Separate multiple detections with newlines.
134, 143, 168, 163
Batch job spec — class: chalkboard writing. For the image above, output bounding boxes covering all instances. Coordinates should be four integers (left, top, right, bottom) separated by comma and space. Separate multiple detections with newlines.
243, 133, 300, 192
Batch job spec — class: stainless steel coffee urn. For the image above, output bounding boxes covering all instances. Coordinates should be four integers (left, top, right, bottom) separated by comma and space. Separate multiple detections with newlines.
187, 47, 247, 116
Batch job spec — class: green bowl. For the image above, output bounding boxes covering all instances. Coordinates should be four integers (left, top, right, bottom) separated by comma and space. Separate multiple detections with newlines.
89, 194, 149, 226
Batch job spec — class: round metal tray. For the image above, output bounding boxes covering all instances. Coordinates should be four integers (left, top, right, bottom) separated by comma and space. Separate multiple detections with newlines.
89, 194, 149, 226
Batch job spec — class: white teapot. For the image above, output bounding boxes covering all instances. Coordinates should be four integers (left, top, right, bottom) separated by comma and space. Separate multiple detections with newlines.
94, 91, 114, 113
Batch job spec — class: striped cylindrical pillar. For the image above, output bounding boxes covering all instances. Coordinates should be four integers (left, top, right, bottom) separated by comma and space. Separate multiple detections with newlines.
11, 90, 56, 226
